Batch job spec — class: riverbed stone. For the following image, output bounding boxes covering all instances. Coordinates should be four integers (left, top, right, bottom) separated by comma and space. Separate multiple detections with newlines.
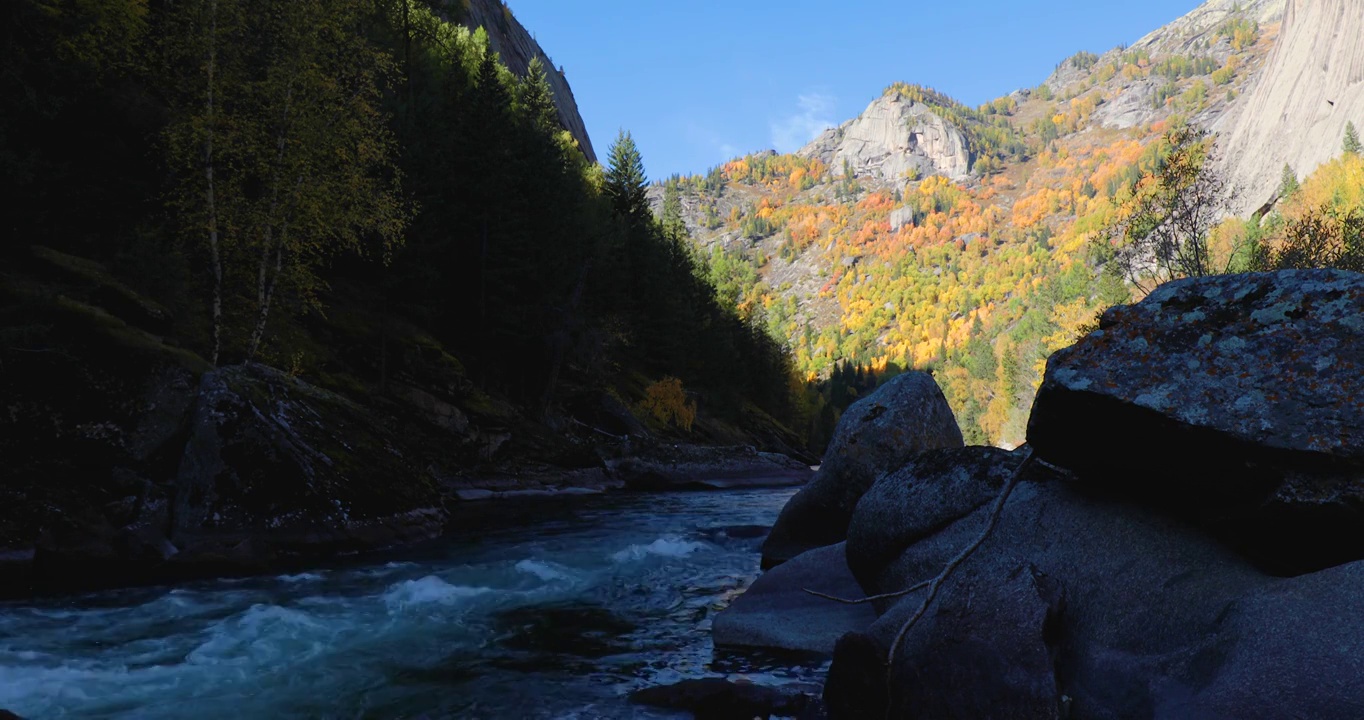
762, 372, 962, 567
713, 543, 875, 655
1028, 269, 1364, 574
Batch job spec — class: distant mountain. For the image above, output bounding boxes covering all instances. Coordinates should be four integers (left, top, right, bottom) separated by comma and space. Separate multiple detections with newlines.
651, 0, 1327, 446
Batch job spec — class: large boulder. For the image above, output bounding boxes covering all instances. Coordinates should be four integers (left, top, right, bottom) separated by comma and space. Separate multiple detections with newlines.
845, 446, 1022, 589
713, 543, 876, 655
762, 372, 962, 567
826, 447, 1364, 720
1028, 270, 1364, 574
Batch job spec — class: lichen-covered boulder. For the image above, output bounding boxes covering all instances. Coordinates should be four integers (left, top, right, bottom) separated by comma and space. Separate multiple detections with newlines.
845, 447, 1024, 590
761, 372, 963, 567
1027, 269, 1364, 573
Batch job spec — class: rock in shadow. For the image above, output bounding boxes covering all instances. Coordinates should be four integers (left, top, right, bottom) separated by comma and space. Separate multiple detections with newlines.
491, 602, 637, 659
630, 678, 819, 720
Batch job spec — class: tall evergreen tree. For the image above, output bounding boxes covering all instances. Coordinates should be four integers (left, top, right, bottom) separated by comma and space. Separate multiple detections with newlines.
605, 129, 649, 222
516, 57, 558, 133
1345, 121, 1362, 156
661, 182, 687, 240
1278, 163, 1300, 198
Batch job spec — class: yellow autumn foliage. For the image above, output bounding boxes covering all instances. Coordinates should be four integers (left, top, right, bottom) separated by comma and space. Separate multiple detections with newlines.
640, 376, 696, 432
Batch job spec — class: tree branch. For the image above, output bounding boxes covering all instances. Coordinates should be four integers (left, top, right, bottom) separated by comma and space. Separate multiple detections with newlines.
881, 448, 1035, 718
802, 579, 931, 605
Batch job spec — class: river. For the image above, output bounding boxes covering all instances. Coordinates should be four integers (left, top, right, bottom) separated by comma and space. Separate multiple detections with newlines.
0, 488, 825, 718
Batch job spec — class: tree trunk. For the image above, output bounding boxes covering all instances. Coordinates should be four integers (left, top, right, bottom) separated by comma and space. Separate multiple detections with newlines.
539, 261, 591, 418
246, 85, 295, 362
204, 0, 222, 367
246, 217, 288, 360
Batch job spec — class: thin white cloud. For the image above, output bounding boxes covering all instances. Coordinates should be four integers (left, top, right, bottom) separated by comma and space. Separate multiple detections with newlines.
770, 92, 836, 153
681, 119, 741, 171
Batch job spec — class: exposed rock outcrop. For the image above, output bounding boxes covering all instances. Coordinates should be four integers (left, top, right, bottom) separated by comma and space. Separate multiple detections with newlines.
170, 364, 447, 562
1218, 0, 1364, 211
1027, 270, 1364, 574
1090, 79, 1159, 130
460, 0, 596, 163
800, 93, 972, 182
26, 363, 449, 592
761, 372, 963, 567
1130, 0, 1285, 56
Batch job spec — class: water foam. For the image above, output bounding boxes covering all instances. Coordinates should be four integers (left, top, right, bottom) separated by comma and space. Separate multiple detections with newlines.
610, 537, 708, 563
186, 604, 328, 667
278, 572, 325, 583
381, 576, 495, 611
514, 559, 576, 583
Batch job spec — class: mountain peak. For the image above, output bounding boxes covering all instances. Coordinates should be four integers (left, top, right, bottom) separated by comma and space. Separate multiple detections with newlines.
798, 91, 973, 183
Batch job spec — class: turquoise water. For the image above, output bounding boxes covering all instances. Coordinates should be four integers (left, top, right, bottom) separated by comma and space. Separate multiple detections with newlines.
0, 489, 825, 719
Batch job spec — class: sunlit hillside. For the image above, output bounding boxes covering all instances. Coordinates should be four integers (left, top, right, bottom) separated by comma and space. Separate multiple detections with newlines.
653, 8, 1285, 446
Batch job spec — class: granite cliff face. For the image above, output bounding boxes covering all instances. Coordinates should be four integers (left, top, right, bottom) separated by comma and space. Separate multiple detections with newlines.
800, 93, 972, 182
460, 0, 597, 163
1218, 0, 1364, 211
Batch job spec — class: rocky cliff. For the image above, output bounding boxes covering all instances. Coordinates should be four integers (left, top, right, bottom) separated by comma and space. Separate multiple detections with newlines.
1218, 0, 1364, 211
1131, 0, 1285, 55
799, 93, 973, 182
460, 0, 597, 163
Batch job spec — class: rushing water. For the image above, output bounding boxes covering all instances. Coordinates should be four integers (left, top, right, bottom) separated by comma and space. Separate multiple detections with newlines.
0, 488, 827, 719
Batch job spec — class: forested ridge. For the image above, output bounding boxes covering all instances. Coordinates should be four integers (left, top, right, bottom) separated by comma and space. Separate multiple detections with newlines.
0, 0, 804, 450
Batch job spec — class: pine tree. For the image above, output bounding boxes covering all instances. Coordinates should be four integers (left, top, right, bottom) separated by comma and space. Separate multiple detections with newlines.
516, 57, 558, 134
1345, 121, 1362, 156
1278, 163, 1300, 198
661, 182, 687, 239
471, 46, 511, 136
605, 129, 648, 222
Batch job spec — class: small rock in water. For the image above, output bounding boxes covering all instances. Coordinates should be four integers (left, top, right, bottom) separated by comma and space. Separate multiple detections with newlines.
720, 525, 770, 539
1, 711, 27, 720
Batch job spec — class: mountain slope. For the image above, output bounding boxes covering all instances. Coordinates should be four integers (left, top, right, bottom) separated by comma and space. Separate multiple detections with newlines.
461, 0, 597, 162
655, 0, 1289, 446
1219, 0, 1364, 211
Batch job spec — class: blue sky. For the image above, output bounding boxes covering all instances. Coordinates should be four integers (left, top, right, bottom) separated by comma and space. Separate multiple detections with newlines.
508, 0, 1204, 180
